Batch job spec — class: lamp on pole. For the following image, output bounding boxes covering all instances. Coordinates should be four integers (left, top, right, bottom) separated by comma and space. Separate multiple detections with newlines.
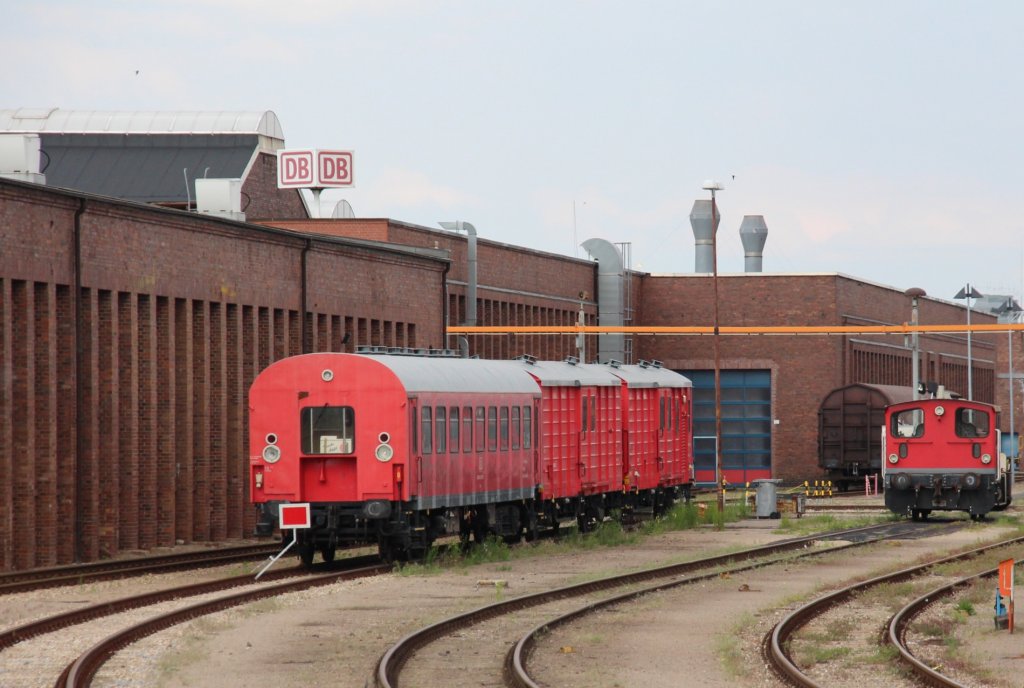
953, 284, 983, 400
997, 297, 1023, 478
905, 288, 926, 399
702, 179, 724, 514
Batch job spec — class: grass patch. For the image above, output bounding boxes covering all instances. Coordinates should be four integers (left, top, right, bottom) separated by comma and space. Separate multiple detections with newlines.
715, 611, 755, 677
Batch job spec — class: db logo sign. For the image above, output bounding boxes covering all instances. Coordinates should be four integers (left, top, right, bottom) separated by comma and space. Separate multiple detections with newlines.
277, 149, 355, 189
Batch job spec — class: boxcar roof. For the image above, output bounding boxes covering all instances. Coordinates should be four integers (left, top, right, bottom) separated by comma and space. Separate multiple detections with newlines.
360, 354, 541, 395
819, 383, 915, 409
516, 360, 622, 387
608, 364, 693, 389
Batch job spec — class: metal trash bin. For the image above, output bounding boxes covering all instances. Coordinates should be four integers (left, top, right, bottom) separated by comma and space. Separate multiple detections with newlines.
752, 479, 783, 519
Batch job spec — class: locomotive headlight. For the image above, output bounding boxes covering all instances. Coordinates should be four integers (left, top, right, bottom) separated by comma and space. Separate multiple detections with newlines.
981, 453, 992, 464
375, 443, 394, 462
888, 453, 899, 464
934, 405, 945, 417
262, 445, 281, 463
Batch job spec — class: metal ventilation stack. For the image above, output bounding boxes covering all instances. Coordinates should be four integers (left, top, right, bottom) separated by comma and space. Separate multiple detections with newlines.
739, 215, 768, 272
689, 199, 719, 273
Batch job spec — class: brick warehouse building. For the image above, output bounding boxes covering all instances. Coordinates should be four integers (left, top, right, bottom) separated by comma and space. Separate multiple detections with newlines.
1, 108, 1019, 570
0, 177, 451, 570
638, 273, 999, 484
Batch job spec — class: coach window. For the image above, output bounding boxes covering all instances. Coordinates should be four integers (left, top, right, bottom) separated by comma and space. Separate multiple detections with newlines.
511, 407, 521, 450
449, 407, 460, 450
435, 406, 447, 453
301, 406, 355, 454
891, 408, 924, 439
488, 406, 498, 451
659, 398, 666, 430
581, 397, 588, 435
500, 407, 510, 450
463, 406, 473, 452
523, 406, 533, 449
421, 406, 433, 454
475, 407, 486, 452
589, 396, 596, 432
955, 408, 989, 438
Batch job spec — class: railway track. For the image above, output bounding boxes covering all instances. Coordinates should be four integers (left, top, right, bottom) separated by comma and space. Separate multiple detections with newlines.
887, 563, 1003, 687
0, 542, 285, 595
372, 520, 949, 688
0, 553, 387, 688
763, 533, 1024, 688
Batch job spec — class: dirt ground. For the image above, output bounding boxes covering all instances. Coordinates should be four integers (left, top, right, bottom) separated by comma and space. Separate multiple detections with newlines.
79, 509, 1024, 688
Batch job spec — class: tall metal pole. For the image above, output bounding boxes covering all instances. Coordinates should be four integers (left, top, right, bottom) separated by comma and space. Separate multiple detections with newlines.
905, 288, 925, 399
966, 287, 973, 400
708, 185, 724, 514
1010, 325, 1015, 479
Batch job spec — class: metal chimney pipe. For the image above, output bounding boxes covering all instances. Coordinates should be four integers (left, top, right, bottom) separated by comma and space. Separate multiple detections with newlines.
689, 199, 719, 273
739, 215, 768, 272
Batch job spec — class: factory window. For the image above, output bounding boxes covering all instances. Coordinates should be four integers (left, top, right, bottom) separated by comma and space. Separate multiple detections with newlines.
301, 406, 355, 454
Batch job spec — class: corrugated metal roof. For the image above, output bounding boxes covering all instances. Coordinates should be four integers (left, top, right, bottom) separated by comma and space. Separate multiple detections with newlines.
364, 355, 541, 395
517, 359, 622, 387
0, 109, 284, 139
607, 363, 693, 389
39, 133, 258, 203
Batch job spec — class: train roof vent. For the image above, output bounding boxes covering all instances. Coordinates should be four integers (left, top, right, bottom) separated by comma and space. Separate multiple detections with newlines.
516, 354, 537, 365
564, 355, 579, 366
606, 359, 622, 368
356, 345, 388, 355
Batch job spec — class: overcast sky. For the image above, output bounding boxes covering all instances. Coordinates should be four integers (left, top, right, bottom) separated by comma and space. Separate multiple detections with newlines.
5, 1, 1023, 310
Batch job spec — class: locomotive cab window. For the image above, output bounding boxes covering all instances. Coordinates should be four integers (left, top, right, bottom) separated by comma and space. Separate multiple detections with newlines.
955, 408, 989, 438
301, 406, 355, 454
891, 408, 924, 439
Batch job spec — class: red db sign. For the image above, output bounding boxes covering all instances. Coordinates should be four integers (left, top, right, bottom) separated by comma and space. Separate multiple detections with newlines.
277, 149, 355, 189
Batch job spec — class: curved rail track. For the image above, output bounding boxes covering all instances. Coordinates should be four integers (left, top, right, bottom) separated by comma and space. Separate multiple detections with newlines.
0, 542, 284, 595
53, 558, 390, 688
888, 564, 1002, 687
764, 534, 1024, 687
374, 521, 944, 688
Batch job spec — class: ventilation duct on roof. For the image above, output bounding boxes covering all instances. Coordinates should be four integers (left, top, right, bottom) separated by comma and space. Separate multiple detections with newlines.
195, 178, 245, 222
581, 238, 625, 363
739, 215, 768, 272
689, 199, 719, 273
0, 134, 45, 184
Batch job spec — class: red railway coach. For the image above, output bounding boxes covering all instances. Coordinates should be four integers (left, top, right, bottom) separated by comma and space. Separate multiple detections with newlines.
612, 360, 694, 500
882, 393, 1011, 520
249, 351, 694, 563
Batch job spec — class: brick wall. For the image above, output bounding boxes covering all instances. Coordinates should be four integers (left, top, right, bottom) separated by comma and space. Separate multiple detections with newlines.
266, 219, 600, 361
0, 179, 445, 571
